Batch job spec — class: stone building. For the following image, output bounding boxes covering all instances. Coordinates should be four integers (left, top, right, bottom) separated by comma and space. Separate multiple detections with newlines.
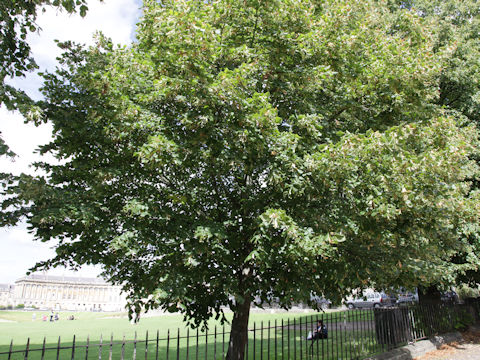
14, 274, 127, 311
0, 284, 15, 307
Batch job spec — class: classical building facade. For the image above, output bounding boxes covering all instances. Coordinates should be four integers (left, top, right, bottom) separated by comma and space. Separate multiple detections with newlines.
13, 274, 127, 311
0, 284, 15, 307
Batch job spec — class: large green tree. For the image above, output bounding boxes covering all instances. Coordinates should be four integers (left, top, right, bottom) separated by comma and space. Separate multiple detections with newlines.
4, 0, 480, 358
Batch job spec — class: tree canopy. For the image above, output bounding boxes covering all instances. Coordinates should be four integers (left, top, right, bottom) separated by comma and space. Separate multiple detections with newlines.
3, 0, 480, 358
0, 0, 100, 157
386, 0, 480, 293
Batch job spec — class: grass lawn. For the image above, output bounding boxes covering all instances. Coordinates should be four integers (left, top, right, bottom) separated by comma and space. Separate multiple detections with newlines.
0, 309, 381, 359
0, 309, 324, 344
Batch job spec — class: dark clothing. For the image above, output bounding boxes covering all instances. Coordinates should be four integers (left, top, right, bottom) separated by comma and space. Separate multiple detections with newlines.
308, 324, 328, 340
315, 324, 328, 339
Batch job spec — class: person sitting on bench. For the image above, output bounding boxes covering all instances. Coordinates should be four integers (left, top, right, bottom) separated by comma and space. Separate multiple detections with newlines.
307, 320, 328, 340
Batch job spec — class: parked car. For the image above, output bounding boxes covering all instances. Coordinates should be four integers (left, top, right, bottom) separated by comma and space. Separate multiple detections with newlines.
396, 290, 419, 305
346, 291, 394, 309
441, 291, 459, 304
310, 295, 332, 310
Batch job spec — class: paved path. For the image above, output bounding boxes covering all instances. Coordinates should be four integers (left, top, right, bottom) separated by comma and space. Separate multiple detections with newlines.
415, 329, 480, 360
415, 343, 480, 359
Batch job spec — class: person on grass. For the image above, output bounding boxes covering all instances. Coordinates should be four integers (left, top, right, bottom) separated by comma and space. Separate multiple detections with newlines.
307, 320, 328, 340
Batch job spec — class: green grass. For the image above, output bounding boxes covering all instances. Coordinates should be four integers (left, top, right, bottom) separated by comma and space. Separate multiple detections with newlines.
0, 309, 383, 359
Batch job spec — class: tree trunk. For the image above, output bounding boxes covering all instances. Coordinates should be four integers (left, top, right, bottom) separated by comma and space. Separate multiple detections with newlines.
418, 285, 442, 305
226, 295, 251, 360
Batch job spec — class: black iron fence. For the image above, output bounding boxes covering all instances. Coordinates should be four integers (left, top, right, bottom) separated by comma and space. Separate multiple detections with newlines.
1, 301, 479, 360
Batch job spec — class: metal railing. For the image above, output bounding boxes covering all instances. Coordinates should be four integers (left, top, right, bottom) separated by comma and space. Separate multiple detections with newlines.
1, 302, 479, 360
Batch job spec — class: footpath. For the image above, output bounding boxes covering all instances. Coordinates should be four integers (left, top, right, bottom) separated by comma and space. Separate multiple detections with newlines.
368, 326, 480, 360
414, 327, 480, 360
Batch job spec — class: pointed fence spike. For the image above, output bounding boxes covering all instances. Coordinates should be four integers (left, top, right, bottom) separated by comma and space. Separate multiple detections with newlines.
268, 320, 271, 360
8, 339, 13, 360
109, 333, 113, 360
205, 327, 208, 360
167, 329, 170, 360
133, 331, 137, 360
145, 331, 149, 360
71, 335, 76, 360
24, 337, 30, 360
121, 334, 126, 360
261, 321, 264, 360
176, 328, 180, 360
41, 337, 46, 360
56, 336, 61, 360
186, 328, 190, 360
99, 334, 103, 360
155, 330, 159, 360
214, 326, 217, 360
85, 335, 89, 360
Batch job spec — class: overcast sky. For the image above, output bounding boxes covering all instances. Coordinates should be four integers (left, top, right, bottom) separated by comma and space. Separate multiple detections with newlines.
0, 0, 142, 284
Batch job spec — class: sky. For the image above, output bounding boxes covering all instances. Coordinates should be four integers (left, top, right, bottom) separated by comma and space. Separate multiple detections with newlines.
0, 0, 142, 284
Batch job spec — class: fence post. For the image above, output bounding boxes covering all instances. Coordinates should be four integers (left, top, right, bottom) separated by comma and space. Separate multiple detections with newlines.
41, 337, 46, 360
156, 330, 159, 360
8, 339, 13, 360
186, 328, 190, 360
274, 320, 277, 360
145, 331, 149, 360
293, 318, 296, 360
297, 318, 301, 360
176, 328, 180, 360
222, 325, 225, 360
195, 328, 199, 360
280, 319, 284, 360
205, 327, 208, 360
99, 334, 103, 360
214, 326, 217, 360
318, 314, 322, 360
261, 321, 264, 360
56, 336, 61, 360
340, 312, 345, 359
121, 334, 126, 360
24, 337, 30, 360
85, 335, 90, 360
267, 320, 271, 360
330, 312, 334, 359
71, 335, 76, 360
166, 329, 170, 360
109, 333, 113, 360
287, 319, 290, 360
253, 322, 256, 360
133, 331, 137, 360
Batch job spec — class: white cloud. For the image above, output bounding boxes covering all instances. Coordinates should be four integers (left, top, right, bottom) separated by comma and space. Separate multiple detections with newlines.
0, 0, 141, 284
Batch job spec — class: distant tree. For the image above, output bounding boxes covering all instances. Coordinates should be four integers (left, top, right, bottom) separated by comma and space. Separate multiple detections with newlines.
4, 1, 480, 359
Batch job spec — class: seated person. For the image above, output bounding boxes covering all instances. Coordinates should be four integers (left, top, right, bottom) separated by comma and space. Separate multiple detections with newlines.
307, 320, 328, 340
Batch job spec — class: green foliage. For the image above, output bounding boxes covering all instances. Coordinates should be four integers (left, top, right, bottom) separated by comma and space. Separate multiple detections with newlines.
386, 0, 480, 289
2, 1, 480, 353
0, 0, 101, 157
452, 309, 473, 331
456, 284, 480, 300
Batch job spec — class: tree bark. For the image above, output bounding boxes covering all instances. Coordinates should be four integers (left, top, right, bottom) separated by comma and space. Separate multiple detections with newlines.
418, 285, 442, 305
226, 295, 251, 360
